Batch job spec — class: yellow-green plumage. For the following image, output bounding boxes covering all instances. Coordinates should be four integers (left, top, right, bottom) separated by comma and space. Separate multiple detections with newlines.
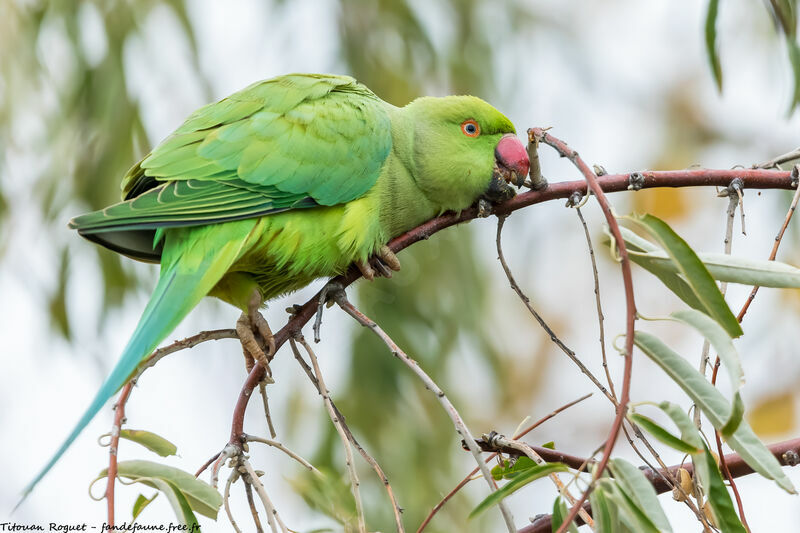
22, 73, 523, 499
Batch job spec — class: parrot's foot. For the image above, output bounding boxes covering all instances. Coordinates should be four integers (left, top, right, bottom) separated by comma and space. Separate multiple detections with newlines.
356, 245, 402, 281
236, 290, 276, 377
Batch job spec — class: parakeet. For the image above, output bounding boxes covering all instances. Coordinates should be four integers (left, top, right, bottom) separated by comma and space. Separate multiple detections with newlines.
23, 73, 529, 497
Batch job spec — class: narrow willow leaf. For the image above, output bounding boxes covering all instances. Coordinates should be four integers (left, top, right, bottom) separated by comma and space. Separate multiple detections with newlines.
789, 38, 800, 112
99, 460, 222, 519
120, 429, 178, 457
693, 445, 747, 533
551, 496, 578, 533
670, 310, 743, 390
629, 413, 700, 454
603, 481, 661, 533
589, 485, 615, 533
132, 493, 158, 521
609, 459, 672, 532
469, 463, 569, 519
657, 401, 704, 450
605, 226, 705, 310
628, 253, 707, 311
149, 477, 199, 528
632, 250, 800, 288
705, 0, 723, 91
491, 456, 536, 480
625, 214, 742, 337
634, 331, 796, 493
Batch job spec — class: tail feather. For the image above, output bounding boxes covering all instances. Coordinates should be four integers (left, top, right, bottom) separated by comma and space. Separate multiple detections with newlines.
19, 221, 255, 504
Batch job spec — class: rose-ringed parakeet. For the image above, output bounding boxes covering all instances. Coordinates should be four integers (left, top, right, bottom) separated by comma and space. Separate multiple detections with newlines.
23, 73, 529, 497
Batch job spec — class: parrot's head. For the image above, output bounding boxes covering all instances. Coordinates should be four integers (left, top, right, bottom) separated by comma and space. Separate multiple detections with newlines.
404, 95, 529, 212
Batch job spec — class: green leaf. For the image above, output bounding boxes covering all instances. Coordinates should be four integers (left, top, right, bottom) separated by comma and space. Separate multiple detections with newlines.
788, 38, 800, 112
670, 310, 743, 390
132, 493, 157, 521
633, 331, 796, 493
601, 480, 661, 533
589, 485, 616, 533
607, 227, 708, 311
149, 477, 200, 528
470, 463, 569, 519
551, 496, 578, 533
491, 457, 539, 480
625, 214, 742, 338
615, 224, 800, 288
98, 460, 222, 519
693, 445, 747, 533
656, 401, 704, 450
669, 309, 745, 435
629, 413, 701, 454
705, 0, 723, 92
632, 250, 800, 288
609, 459, 672, 532
119, 429, 178, 457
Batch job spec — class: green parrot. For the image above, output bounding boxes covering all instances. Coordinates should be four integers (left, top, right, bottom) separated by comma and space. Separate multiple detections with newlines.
23, 73, 529, 497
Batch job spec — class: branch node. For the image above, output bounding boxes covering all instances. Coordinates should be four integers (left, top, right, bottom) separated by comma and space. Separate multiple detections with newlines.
783, 449, 800, 466
627, 172, 645, 190
566, 191, 583, 207
792, 164, 800, 188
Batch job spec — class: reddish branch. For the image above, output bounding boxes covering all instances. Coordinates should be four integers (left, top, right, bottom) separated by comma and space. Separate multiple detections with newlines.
529, 128, 638, 533
105, 381, 133, 529
516, 437, 800, 533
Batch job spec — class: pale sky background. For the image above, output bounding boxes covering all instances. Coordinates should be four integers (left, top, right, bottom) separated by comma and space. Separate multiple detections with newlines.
2, 0, 800, 531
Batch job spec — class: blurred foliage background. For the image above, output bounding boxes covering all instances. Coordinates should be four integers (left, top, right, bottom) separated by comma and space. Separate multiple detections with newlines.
3, 0, 800, 531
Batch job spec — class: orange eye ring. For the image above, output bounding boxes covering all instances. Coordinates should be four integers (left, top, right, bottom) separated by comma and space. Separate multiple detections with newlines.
461, 119, 480, 137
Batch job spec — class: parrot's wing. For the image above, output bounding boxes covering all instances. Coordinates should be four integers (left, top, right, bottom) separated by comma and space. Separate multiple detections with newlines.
74, 74, 392, 261
132, 73, 392, 206
69, 177, 317, 261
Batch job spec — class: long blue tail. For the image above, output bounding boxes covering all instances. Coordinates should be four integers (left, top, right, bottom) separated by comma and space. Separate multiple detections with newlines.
19, 222, 254, 504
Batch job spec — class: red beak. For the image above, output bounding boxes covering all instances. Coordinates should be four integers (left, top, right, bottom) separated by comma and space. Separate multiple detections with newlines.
495, 134, 529, 187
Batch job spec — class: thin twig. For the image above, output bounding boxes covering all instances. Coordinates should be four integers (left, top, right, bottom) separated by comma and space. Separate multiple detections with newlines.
133, 329, 238, 382
334, 294, 516, 533
243, 480, 265, 533
105, 381, 134, 528
224, 468, 243, 533
241, 457, 288, 533
244, 434, 319, 474
292, 335, 368, 533
417, 393, 592, 533
495, 215, 615, 404
258, 382, 278, 439
290, 338, 406, 533
755, 147, 800, 169
211, 445, 237, 489
195, 451, 222, 478
729, 165, 800, 324
710, 184, 752, 531
532, 128, 637, 533
575, 202, 615, 399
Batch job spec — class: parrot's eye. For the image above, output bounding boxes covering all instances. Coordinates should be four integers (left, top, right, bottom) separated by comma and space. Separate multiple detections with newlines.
461, 119, 480, 138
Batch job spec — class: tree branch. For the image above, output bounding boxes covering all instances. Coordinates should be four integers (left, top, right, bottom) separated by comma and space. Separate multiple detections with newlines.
516, 437, 800, 533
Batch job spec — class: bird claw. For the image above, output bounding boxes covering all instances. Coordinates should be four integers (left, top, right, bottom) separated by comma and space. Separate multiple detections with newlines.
236, 289, 275, 380
356, 245, 401, 281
